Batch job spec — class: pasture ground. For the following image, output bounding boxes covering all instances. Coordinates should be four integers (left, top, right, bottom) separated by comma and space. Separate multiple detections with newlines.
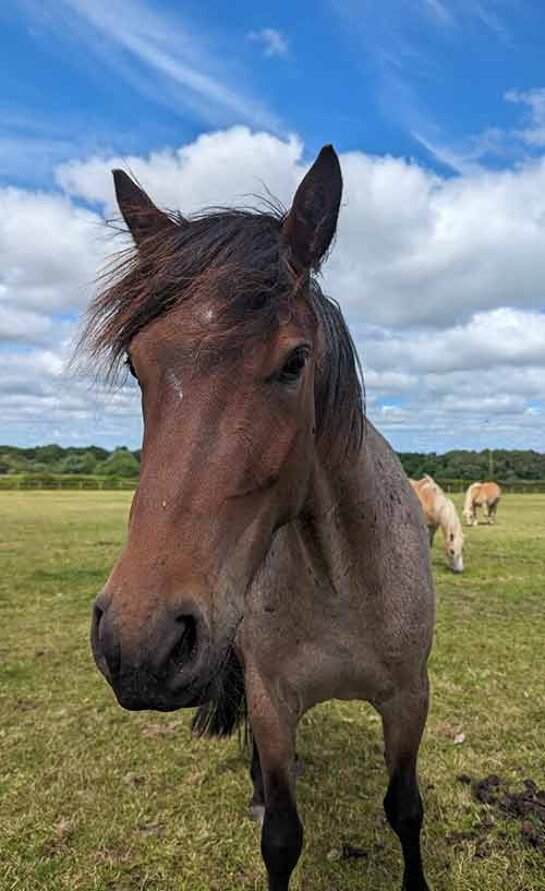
1, 491, 544, 891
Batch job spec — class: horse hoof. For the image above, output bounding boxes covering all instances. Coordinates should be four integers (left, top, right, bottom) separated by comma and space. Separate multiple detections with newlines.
248, 801, 265, 824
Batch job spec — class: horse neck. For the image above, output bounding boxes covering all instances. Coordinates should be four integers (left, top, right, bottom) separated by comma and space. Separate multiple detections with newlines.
438, 497, 461, 543
296, 437, 391, 592
463, 484, 476, 514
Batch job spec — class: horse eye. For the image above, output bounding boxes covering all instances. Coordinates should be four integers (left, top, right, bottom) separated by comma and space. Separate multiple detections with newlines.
277, 348, 309, 384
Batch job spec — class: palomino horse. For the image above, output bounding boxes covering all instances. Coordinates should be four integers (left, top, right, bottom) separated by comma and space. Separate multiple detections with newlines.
410, 476, 464, 573
463, 481, 502, 526
85, 146, 435, 891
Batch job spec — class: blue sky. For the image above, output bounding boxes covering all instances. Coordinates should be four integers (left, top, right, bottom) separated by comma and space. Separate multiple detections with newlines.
1, 0, 545, 451
3, 0, 545, 183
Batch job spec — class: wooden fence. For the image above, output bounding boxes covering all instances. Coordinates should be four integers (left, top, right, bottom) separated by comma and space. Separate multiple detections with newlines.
0, 476, 136, 491
439, 481, 545, 494
1, 475, 545, 493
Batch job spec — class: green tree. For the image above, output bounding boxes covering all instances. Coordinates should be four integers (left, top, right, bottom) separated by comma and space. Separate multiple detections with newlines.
100, 449, 140, 479
60, 452, 98, 475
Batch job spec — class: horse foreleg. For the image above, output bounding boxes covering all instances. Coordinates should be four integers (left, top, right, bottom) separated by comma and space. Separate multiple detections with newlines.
249, 739, 304, 824
379, 672, 430, 891
427, 524, 436, 547
249, 739, 266, 822
246, 675, 303, 891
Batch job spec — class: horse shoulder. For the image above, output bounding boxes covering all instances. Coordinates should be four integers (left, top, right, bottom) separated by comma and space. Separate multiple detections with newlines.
242, 424, 434, 710
350, 423, 435, 624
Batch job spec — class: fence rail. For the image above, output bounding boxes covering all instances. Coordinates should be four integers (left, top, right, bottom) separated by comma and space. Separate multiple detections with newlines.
0, 476, 136, 491
438, 481, 545, 494
1, 475, 545, 493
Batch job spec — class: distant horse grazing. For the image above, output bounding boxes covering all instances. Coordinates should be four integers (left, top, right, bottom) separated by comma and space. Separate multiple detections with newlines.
410, 476, 464, 573
463, 481, 502, 526
85, 146, 434, 891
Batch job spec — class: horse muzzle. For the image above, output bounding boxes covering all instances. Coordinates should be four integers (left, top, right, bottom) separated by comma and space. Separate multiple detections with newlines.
91, 593, 212, 711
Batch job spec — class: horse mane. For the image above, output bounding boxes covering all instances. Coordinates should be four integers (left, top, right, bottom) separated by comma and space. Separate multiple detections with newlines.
79, 205, 364, 464
463, 481, 481, 516
433, 488, 463, 546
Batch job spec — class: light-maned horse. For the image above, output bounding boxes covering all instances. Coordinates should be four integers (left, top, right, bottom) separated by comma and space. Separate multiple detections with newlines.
85, 146, 435, 891
410, 476, 464, 573
463, 481, 502, 526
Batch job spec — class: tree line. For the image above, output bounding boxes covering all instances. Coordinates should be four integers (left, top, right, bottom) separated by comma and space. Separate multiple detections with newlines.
0, 445, 141, 479
1, 444, 545, 483
398, 449, 545, 482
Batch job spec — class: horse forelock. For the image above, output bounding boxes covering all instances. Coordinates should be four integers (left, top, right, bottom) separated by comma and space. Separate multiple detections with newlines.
79, 208, 288, 372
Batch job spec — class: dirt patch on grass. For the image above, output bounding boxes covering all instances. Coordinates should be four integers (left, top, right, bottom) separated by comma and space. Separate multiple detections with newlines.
453, 774, 545, 854
41, 818, 75, 857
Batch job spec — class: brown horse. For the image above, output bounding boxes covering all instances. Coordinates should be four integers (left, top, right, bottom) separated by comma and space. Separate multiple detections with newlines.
84, 146, 435, 891
463, 481, 502, 526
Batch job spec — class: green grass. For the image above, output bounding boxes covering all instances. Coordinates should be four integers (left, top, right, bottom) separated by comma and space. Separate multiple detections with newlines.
1, 492, 544, 891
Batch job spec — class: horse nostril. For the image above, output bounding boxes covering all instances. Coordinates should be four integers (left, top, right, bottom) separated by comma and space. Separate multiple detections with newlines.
91, 601, 114, 681
168, 614, 198, 674
93, 603, 103, 633
91, 602, 104, 653
91, 598, 121, 679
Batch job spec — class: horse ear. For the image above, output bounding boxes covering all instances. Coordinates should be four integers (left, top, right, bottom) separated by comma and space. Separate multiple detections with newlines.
282, 145, 342, 271
112, 169, 179, 245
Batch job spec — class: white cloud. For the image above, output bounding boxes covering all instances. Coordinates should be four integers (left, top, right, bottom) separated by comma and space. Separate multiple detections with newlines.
0, 348, 142, 446
424, 365, 545, 399
363, 369, 417, 394
362, 309, 545, 374
326, 153, 545, 326
0, 306, 53, 344
0, 188, 106, 318
412, 127, 508, 176
414, 87, 545, 175
506, 88, 545, 147
57, 128, 545, 328
248, 28, 289, 58
56, 127, 303, 214
2, 127, 544, 449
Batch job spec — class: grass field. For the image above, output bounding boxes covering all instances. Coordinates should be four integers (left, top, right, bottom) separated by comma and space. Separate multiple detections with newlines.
1, 492, 544, 891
